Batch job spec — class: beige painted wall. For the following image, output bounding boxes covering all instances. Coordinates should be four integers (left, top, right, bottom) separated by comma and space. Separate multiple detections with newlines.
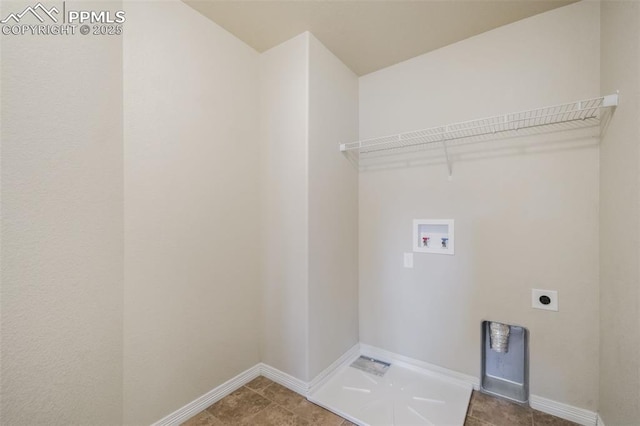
6, 0, 635, 422
0, 1, 124, 425
307, 34, 359, 380
358, 1, 600, 410
259, 33, 310, 381
123, 1, 261, 423
599, 1, 640, 424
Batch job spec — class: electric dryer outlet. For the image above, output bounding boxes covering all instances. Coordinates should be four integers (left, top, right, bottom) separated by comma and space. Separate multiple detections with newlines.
531, 289, 558, 311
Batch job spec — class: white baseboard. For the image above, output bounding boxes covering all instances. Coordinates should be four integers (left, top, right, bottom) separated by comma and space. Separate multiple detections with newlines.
152, 362, 311, 426
260, 342, 362, 397
152, 364, 261, 426
259, 363, 308, 396
360, 343, 598, 426
530, 395, 597, 426
308, 343, 361, 394
153, 343, 599, 426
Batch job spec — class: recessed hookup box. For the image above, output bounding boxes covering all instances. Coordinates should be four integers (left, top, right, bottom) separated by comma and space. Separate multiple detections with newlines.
481, 320, 529, 404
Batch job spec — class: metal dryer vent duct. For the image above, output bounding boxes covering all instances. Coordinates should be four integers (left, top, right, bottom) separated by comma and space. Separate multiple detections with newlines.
481, 321, 529, 403
489, 322, 510, 353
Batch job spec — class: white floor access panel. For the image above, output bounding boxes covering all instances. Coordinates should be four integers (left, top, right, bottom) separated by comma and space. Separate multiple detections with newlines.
309, 356, 472, 426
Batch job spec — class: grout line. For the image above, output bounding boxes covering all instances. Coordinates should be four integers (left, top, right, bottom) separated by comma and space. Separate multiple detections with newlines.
245, 382, 310, 423
254, 375, 347, 425
273, 399, 304, 420
207, 412, 225, 425
204, 411, 217, 423
242, 385, 271, 400
241, 400, 276, 425
467, 414, 495, 426
244, 384, 267, 395
207, 385, 276, 425
240, 385, 278, 421
530, 404, 535, 426
211, 415, 224, 424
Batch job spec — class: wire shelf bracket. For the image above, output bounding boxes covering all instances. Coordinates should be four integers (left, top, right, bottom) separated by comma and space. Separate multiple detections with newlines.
340, 94, 619, 176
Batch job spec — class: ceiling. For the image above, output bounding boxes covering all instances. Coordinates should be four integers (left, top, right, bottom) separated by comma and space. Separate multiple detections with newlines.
183, 0, 577, 76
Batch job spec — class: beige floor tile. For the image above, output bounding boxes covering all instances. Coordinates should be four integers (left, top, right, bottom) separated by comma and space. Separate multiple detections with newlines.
183, 381, 574, 426
241, 403, 309, 426
180, 410, 224, 426
206, 387, 271, 424
245, 376, 275, 393
468, 391, 533, 426
293, 400, 344, 426
464, 415, 494, 426
261, 382, 307, 411
532, 410, 578, 426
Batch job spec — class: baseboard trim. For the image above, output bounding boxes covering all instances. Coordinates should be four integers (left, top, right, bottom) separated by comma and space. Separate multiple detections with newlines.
360, 343, 478, 390
152, 344, 599, 426
530, 395, 597, 426
259, 363, 308, 396
308, 343, 361, 395
152, 364, 261, 426
360, 343, 598, 426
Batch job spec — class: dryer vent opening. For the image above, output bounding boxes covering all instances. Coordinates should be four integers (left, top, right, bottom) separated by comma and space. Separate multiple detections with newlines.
489, 321, 511, 353
481, 321, 529, 404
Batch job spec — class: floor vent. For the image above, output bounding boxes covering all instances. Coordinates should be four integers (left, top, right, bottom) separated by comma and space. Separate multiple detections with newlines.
350, 355, 391, 377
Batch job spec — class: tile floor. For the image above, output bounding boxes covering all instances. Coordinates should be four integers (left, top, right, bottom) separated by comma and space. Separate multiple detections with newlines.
181, 376, 577, 426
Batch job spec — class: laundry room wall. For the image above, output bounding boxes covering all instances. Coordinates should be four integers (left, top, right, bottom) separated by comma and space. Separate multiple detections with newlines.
123, 1, 261, 423
259, 32, 310, 381
599, 1, 640, 424
358, 0, 600, 410
1, 1, 124, 424
259, 32, 360, 383
307, 34, 359, 380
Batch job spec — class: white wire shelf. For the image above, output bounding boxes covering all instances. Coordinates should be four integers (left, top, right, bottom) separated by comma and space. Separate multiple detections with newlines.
340, 94, 618, 175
